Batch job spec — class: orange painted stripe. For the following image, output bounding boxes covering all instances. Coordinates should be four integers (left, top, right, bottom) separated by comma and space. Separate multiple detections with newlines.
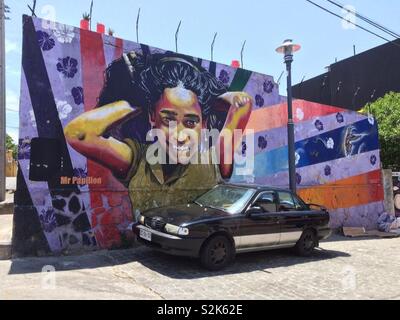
246, 99, 346, 133
298, 170, 384, 210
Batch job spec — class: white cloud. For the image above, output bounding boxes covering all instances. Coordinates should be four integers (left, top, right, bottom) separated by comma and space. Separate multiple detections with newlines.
6, 65, 20, 78
6, 89, 19, 112
5, 38, 19, 54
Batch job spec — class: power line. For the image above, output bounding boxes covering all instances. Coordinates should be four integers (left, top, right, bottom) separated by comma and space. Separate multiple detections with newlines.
325, 0, 400, 39
305, 0, 400, 49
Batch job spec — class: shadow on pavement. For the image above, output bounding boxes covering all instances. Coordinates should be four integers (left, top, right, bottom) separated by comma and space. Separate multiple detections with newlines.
133, 247, 351, 279
7, 242, 350, 279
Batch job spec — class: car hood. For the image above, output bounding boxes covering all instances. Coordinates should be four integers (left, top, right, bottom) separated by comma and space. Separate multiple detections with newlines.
142, 204, 230, 226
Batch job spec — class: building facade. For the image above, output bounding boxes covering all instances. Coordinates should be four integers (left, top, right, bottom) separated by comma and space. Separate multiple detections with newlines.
13, 16, 384, 256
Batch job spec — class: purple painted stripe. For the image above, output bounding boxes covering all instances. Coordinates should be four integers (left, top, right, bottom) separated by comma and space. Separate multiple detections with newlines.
123, 41, 168, 56
123, 40, 142, 55
103, 34, 119, 67
18, 71, 61, 253
149, 45, 167, 55
329, 201, 385, 230
201, 59, 211, 73
33, 20, 93, 224
34, 19, 84, 116
34, 20, 86, 156
215, 64, 235, 88
19, 71, 37, 140
242, 72, 280, 109
19, 159, 63, 252
254, 150, 381, 188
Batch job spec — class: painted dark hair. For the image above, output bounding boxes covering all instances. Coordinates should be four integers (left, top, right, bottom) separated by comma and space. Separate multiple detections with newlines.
98, 52, 229, 142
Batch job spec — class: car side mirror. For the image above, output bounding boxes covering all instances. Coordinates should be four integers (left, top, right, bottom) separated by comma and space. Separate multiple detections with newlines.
247, 206, 264, 216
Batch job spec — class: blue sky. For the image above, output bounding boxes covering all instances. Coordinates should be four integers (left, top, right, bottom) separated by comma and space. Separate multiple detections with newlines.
5, 0, 400, 142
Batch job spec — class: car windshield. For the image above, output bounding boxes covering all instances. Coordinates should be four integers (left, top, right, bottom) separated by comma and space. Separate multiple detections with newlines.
195, 185, 256, 214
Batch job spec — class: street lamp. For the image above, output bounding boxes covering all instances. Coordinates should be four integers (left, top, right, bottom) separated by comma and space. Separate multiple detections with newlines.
276, 39, 301, 193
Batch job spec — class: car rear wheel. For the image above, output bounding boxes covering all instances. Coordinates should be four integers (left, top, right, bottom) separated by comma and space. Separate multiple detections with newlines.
200, 235, 235, 271
294, 229, 317, 257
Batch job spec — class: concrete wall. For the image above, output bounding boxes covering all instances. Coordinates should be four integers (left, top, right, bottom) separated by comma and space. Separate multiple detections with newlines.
13, 16, 385, 256
382, 169, 395, 215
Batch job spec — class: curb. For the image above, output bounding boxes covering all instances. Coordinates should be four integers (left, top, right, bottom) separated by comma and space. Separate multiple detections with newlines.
0, 203, 14, 216
0, 242, 12, 261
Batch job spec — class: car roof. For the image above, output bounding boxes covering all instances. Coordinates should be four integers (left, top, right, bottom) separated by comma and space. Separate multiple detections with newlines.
221, 183, 292, 193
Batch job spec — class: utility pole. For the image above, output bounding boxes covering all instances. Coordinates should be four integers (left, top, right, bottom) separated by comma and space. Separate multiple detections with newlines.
0, 0, 6, 202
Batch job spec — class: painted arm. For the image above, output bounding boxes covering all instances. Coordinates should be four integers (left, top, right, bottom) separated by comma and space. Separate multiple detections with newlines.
64, 101, 140, 177
217, 92, 253, 179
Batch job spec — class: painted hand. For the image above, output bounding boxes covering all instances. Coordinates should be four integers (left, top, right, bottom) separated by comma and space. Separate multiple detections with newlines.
217, 92, 253, 179
218, 92, 253, 109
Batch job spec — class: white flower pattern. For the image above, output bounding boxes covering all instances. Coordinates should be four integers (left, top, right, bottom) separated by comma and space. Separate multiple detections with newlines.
29, 110, 37, 128
295, 152, 301, 165
53, 24, 75, 44
296, 108, 304, 121
327, 138, 335, 149
368, 114, 375, 126
56, 100, 72, 120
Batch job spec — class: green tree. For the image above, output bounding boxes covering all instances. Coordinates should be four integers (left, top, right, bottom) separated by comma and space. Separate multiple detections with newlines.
362, 92, 400, 171
6, 133, 18, 160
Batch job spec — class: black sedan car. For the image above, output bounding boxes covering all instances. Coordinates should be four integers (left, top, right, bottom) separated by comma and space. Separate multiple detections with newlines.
132, 184, 331, 270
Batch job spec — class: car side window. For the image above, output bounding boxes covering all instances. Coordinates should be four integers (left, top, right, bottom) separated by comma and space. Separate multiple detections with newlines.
292, 195, 308, 211
278, 192, 296, 212
253, 192, 277, 213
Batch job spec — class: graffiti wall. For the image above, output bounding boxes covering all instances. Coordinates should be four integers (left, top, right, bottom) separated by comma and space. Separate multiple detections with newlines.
14, 16, 384, 256
231, 99, 384, 229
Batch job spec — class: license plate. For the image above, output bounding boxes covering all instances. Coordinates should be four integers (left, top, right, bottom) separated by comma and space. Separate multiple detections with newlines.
140, 228, 152, 242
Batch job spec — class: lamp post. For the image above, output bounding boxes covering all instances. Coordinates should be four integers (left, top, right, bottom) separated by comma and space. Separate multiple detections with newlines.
276, 39, 301, 193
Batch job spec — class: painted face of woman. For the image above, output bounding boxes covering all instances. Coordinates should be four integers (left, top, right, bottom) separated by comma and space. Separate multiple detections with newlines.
151, 86, 205, 165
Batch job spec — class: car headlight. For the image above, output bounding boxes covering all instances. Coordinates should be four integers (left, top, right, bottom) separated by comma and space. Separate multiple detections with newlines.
165, 224, 189, 236
138, 215, 145, 225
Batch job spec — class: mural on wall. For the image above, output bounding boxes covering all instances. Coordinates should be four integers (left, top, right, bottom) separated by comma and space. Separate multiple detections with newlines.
14, 16, 384, 256
231, 99, 384, 228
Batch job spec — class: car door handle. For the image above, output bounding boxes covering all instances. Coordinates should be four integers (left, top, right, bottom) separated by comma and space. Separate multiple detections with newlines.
272, 217, 283, 224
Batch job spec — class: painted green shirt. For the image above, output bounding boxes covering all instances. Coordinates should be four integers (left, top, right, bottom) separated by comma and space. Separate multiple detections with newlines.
118, 139, 222, 214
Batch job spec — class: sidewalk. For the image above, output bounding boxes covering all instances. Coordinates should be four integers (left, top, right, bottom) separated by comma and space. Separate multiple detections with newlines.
1, 177, 16, 216
0, 178, 14, 260
0, 235, 399, 300
0, 214, 12, 243
0, 213, 13, 260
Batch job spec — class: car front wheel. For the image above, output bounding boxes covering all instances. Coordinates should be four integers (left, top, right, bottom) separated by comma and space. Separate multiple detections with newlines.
294, 229, 317, 257
200, 235, 235, 271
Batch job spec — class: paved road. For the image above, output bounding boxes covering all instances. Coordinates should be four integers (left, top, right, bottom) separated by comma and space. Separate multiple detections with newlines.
0, 235, 399, 300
